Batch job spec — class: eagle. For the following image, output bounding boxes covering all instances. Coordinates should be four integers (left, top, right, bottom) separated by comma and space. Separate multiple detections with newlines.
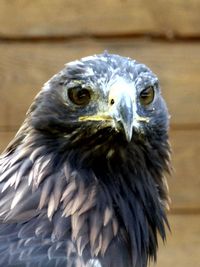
0, 53, 170, 267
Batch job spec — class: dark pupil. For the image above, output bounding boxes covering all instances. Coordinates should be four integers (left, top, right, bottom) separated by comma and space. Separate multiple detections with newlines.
140, 86, 154, 106
68, 87, 91, 106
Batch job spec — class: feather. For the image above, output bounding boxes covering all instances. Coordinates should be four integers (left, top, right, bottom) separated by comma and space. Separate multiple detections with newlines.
61, 180, 77, 203
47, 193, 55, 220
103, 207, 113, 226
10, 186, 28, 210
0, 162, 20, 182
39, 176, 54, 210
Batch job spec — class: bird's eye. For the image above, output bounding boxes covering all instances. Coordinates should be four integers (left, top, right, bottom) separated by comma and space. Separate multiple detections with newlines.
139, 86, 155, 106
68, 87, 91, 106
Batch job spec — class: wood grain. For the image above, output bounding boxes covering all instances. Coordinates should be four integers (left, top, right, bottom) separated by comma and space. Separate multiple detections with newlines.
169, 130, 200, 210
1, 130, 200, 210
0, 39, 199, 128
150, 214, 200, 267
0, 1, 200, 37
0, 132, 15, 152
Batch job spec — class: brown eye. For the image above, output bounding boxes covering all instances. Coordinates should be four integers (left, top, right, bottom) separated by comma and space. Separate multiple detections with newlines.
68, 87, 91, 106
139, 86, 155, 106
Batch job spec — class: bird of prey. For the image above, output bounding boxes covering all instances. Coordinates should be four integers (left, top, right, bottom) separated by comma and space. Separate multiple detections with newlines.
0, 53, 170, 267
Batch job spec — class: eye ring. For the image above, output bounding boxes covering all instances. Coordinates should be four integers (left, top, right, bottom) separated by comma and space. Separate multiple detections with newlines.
139, 86, 155, 106
68, 86, 91, 106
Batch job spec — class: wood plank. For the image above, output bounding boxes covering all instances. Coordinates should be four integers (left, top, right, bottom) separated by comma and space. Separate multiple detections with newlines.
1, 130, 200, 210
150, 214, 200, 267
0, 40, 199, 128
0, 1, 200, 37
169, 130, 200, 210
0, 132, 15, 152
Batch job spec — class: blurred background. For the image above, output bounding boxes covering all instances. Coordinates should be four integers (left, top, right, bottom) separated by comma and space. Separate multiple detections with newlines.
0, 1, 199, 266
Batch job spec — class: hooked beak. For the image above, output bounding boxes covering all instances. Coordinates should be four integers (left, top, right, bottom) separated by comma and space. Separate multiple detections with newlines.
108, 79, 149, 142
110, 95, 149, 142
79, 79, 149, 142
109, 93, 135, 142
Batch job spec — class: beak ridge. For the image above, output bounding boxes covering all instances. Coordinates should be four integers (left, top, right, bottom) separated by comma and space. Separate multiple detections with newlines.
110, 94, 134, 142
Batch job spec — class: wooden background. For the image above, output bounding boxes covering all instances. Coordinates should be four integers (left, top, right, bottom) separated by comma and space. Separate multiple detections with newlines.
0, 1, 199, 266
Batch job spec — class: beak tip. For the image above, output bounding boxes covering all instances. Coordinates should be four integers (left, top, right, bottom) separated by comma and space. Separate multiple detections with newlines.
125, 130, 133, 142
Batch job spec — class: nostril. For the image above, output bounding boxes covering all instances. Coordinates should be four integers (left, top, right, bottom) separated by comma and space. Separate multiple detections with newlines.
110, 99, 115, 105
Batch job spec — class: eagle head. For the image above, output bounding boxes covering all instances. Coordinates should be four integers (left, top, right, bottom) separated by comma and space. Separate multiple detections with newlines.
29, 53, 169, 162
